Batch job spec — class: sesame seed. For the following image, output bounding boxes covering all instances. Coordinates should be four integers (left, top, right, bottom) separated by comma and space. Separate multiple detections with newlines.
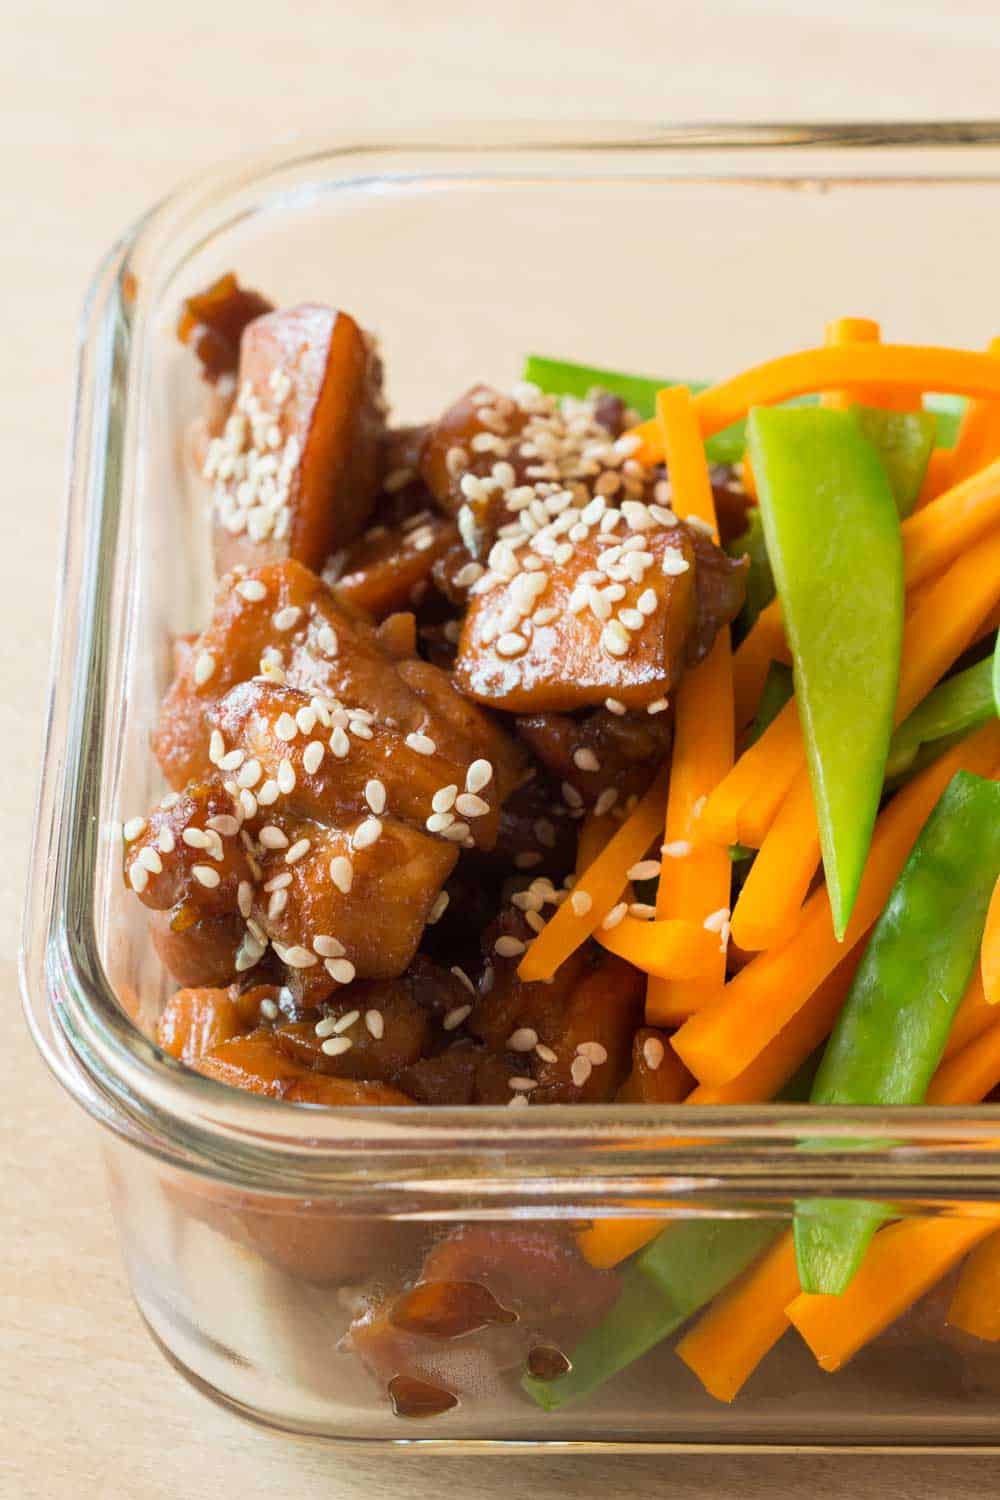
570, 1056, 592, 1088
329, 855, 354, 893
277, 760, 296, 794
193, 651, 216, 687
494, 935, 526, 958
594, 788, 618, 817
647, 698, 669, 715
643, 1037, 665, 1071
427, 890, 450, 924
260, 998, 279, 1021
314, 1015, 338, 1039
301, 740, 323, 775
443, 1003, 473, 1031
619, 608, 645, 632
182, 827, 210, 849
218, 748, 245, 772
577, 1041, 608, 1065
628, 860, 661, 882
128, 862, 149, 893
123, 817, 147, 842
321, 1036, 353, 1057
508, 1027, 538, 1052
601, 902, 628, 931
426, 811, 455, 833
637, 588, 658, 616
317, 623, 339, 657
259, 825, 289, 850
158, 827, 176, 855
572, 747, 601, 773
405, 731, 436, 756
535, 1042, 558, 1063
138, 846, 162, 874
441, 821, 472, 843
275, 712, 298, 742
601, 620, 631, 658
353, 817, 382, 850
313, 935, 345, 958
272, 605, 302, 632
192, 865, 220, 889
285, 837, 311, 865
330, 727, 350, 759
432, 785, 458, 814
267, 889, 288, 919
570, 889, 593, 917
703, 906, 731, 934
466, 759, 493, 794
240, 789, 258, 820
236, 579, 267, 602
365, 1009, 384, 1039
661, 548, 690, 576
332, 1009, 360, 1034
325, 957, 356, 984
562, 781, 584, 810
508, 1076, 537, 1093
496, 631, 528, 658
296, 706, 317, 736
237, 880, 253, 918
604, 697, 627, 717
264, 871, 292, 892
365, 779, 387, 815
455, 792, 489, 818
454, 561, 485, 588
257, 779, 279, 806
629, 902, 657, 920
508, 1093, 530, 1109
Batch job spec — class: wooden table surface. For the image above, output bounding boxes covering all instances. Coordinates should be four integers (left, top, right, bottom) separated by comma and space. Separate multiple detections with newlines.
6, 2, 1000, 1494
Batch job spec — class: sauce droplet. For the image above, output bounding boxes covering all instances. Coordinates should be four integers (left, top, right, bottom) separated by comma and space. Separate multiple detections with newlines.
389, 1280, 517, 1339
388, 1374, 458, 1419
526, 1344, 571, 1380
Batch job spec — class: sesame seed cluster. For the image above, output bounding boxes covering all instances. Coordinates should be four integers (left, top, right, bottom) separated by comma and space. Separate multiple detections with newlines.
202, 366, 301, 544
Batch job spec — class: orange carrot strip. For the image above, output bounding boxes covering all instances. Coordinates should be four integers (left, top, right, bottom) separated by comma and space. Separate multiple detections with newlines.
981, 874, 1000, 1007
902, 453, 1000, 585
676, 1230, 800, 1402
787, 1214, 998, 1372
947, 337, 1000, 487
646, 387, 733, 1025
576, 808, 620, 875
729, 529, 1000, 950
732, 604, 790, 730
948, 1230, 1000, 1341
597, 916, 721, 979
671, 722, 1000, 1085
914, 446, 953, 509
517, 776, 667, 983
629, 344, 1000, 463
927, 1018, 1000, 1105
700, 697, 801, 850
821, 317, 881, 411
943, 969, 995, 1062
578, 1216, 667, 1271
741, 453, 758, 502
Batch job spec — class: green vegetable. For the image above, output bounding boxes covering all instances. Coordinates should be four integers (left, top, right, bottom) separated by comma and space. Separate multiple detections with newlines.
521, 355, 746, 464
887, 654, 997, 780
748, 407, 905, 939
726, 508, 775, 636
851, 406, 936, 518
522, 1217, 779, 1410
795, 771, 1000, 1294
749, 660, 794, 747
925, 393, 964, 448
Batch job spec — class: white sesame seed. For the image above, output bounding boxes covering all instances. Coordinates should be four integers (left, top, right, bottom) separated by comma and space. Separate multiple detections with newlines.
277, 760, 296, 794
405, 731, 436, 756
365, 779, 387, 815
321, 1036, 353, 1057
572, 747, 601, 773
128, 862, 149, 893
432, 785, 458, 814
577, 1041, 608, 1065
662, 548, 690, 576
240, 789, 258, 820
296, 706, 317, 735
628, 860, 662, 882
570, 1055, 592, 1088
193, 651, 216, 687
138, 846, 162, 874
330, 727, 350, 759
604, 698, 627, 717
508, 1093, 530, 1109
601, 620, 631, 658
233, 761, 259, 792
272, 605, 302, 632
594, 787, 618, 817
218, 748, 245, 772
325, 958, 356, 984
466, 760, 493, 794
332, 1009, 360, 1034
182, 827, 211, 849
427, 890, 450, 925
426, 811, 455, 834
302, 740, 324, 775
313, 934, 345, 958
285, 837, 311, 865
508, 1076, 538, 1092
329, 855, 354, 893
317, 624, 339, 657
365, 1009, 385, 1039
455, 792, 490, 818
192, 865, 220, 889
267, 889, 288, 920
454, 561, 485, 588
496, 631, 529, 658
236, 579, 267, 602
508, 1027, 538, 1052
570, 889, 593, 917
259, 825, 289, 850
637, 588, 658, 616
275, 712, 297, 742
643, 1036, 665, 1071
703, 906, 731, 934
237, 880, 253, 918
629, 902, 657, 920
259, 997, 279, 1021
264, 871, 292, 892
315, 1015, 339, 1039
619, 608, 645, 632
441, 821, 472, 843
443, 1002, 473, 1031
123, 817, 147, 842
158, 827, 176, 855
353, 817, 383, 850
257, 779, 279, 806
494, 935, 526, 958
535, 1042, 558, 1063
562, 781, 584, 810
647, 698, 669, 715
601, 902, 628, 931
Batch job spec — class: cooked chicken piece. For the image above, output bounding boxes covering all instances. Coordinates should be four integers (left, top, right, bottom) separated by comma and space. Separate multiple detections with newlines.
156, 983, 279, 1064
616, 1026, 693, 1103
202, 305, 384, 575
153, 560, 525, 852
195, 1029, 412, 1103
327, 509, 459, 620
177, 271, 274, 384
515, 707, 672, 809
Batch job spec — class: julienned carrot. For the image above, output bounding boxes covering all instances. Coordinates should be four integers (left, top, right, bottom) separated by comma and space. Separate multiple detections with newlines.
943, 969, 994, 1062
700, 697, 801, 850
676, 1230, 799, 1402
787, 1213, 999, 1372
646, 388, 733, 1026
732, 604, 789, 730
915, 447, 953, 509
727, 532, 1000, 950
926, 1018, 1000, 1104
671, 722, 1000, 1086
597, 916, 721, 980
947, 338, 1000, 487
947, 1230, 1000, 1341
518, 777, 667, 983
981, 874, 1000, 1006
821, 318, 881, 411
628, 343, 1000, 463
576, 808, 620, 874
577, 1216, 667, 1271
902, 453, 1000, 584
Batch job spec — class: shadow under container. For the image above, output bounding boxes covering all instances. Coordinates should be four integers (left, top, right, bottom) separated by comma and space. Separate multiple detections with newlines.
20, 122, 1000, 1450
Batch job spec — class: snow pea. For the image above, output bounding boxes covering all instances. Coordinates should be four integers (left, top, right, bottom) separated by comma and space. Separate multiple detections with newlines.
747, 407, 905, 939
795, 770, 1000, 1294
887, 652, 997, 781
726, 506, 775, 635
850, 405, 936, 518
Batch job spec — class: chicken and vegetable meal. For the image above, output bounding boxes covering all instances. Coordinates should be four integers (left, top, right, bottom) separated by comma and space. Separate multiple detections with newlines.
121, 279, 1000, 1415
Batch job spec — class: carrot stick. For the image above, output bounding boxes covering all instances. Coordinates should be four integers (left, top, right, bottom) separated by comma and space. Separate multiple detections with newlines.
676, 1230, 799, 1402
902, 453, 1000, 585
671, 722, 1000, 1085
942, 968, 995, 1062
646, 387, 733, 1026
914, 446, 953, 509
728, 530, 1000, 950
597, 916, 722, 979
927, 1018, 1000, 1105
577, 1216, 666, 1271
576, 807, 620, 874
732, 604, 789, 730
947, 1230, 1000, 1341
947, 337, 1000, 487
700, 697, 801, 850
629, 344, 1000, 463
517, 776, 667, 983
820, 317, 917, 412
787, 1214, 998, 1372
981, 874, 1000, 1006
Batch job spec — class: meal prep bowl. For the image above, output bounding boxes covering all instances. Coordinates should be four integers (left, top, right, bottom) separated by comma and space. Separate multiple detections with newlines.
21, 121, 1000, 1451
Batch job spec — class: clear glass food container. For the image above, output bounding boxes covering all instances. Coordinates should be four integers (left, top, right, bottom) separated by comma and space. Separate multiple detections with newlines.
21, 121, 1000, 1452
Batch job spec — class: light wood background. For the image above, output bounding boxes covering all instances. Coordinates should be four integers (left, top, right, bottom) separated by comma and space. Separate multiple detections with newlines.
6, 2, 1000, 1495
